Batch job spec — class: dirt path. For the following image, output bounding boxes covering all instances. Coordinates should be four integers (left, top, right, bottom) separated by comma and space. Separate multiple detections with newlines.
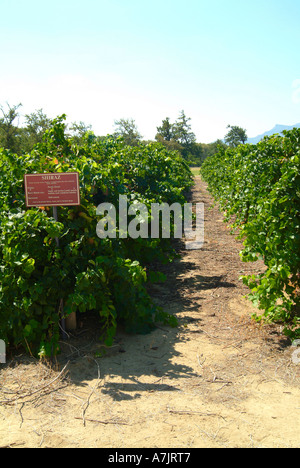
1, 176, 299, 448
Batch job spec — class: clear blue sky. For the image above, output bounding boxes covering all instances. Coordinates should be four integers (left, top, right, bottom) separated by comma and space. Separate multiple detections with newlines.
1, 0, 300, 142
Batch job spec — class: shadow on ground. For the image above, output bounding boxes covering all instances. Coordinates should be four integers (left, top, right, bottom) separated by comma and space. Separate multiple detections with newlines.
50, 238, 238, 401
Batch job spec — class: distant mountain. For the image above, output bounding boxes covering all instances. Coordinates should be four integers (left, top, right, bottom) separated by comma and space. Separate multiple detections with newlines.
247, 123, 300, 144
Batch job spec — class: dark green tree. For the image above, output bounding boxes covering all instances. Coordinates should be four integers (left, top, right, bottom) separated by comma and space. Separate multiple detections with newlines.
173, 110, 196, 147
155, 111, 204, 165
156, 117, 173, 141
225, 125, 248, 147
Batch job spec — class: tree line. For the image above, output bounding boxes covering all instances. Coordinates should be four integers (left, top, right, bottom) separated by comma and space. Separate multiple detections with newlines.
0, 103, 248, 166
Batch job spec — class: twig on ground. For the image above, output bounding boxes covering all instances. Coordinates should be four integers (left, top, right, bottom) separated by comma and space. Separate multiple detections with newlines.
79, 356, 101, 426
167, 406, 222, 418
74, 417, 130, 426
0, 362, 69, 405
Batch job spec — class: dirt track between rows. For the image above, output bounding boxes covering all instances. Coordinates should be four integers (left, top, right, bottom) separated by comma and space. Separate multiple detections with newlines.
1, 176, 299, 448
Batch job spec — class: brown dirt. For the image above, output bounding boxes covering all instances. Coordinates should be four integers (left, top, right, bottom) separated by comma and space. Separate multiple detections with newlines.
0, 176, 299, 448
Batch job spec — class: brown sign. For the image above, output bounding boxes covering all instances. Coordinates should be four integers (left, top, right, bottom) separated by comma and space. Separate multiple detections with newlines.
24, 172, 81, 207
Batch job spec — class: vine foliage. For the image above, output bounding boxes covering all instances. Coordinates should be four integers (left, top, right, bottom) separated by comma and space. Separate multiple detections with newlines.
0, 115, 193, 356
201, 128, 300, 339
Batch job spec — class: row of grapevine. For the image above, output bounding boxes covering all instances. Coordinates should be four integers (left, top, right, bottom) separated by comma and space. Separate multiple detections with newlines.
201, 128, 300, 339
0, 115, 193, 357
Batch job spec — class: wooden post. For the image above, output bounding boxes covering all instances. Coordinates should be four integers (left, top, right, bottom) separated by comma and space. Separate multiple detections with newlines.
65, 311, 77, 331
53, 206, 77, 335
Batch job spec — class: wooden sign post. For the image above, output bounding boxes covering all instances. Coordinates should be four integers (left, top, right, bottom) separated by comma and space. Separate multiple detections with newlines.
24, 172, 81, 336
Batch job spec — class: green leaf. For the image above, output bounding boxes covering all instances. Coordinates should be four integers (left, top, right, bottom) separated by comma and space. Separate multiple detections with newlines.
23, 258, 35, 274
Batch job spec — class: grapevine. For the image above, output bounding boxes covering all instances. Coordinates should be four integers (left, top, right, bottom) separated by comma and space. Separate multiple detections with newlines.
0, 115, 193, 356
201, 129, 300, 338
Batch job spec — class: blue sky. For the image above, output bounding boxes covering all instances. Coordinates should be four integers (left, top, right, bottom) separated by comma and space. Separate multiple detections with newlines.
1, 0, 300, 142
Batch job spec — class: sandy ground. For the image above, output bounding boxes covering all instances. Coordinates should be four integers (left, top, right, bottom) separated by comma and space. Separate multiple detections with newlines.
0, 176, 299, 448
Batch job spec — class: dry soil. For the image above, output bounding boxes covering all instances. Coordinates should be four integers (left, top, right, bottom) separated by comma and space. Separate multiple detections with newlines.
0, 176, 299, 448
